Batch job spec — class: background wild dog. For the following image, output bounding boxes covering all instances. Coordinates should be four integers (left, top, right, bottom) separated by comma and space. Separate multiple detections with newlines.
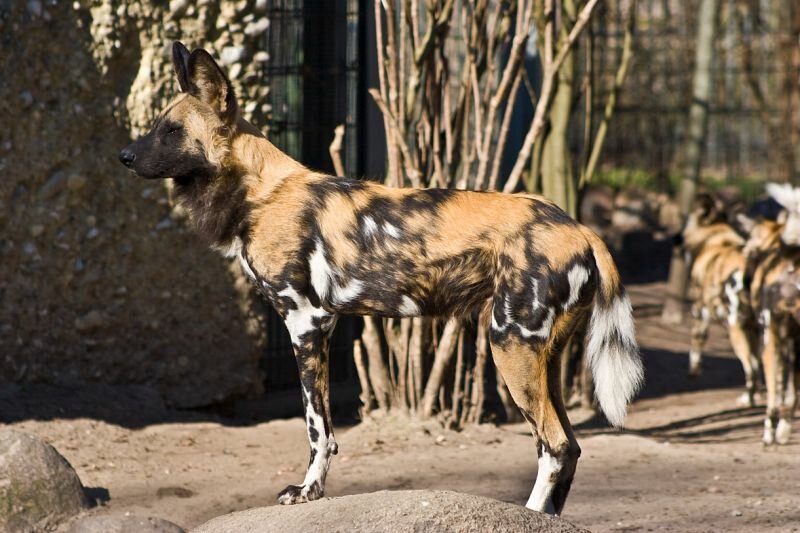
681, 193, 760, 406
118, 42, 643, 515
743, 184, 800, 445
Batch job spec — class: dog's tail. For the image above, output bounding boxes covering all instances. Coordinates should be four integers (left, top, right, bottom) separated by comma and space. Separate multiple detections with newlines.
581, 227, 644, 428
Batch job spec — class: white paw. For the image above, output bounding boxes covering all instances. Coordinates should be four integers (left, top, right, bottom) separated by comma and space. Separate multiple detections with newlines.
277, 481, 322, 505
763, 419, 775, 446
776, 418, 792, 445
688, 352, 702, 377
735, 392, 754, 407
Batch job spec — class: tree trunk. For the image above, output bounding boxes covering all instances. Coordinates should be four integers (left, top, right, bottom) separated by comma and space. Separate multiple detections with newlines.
662, 0, 719, 324
539, 0, 578, 217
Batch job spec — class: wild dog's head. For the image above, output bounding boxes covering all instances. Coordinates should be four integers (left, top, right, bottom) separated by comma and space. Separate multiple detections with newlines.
678, 192, 728, 252
119, 42, 238, 180
737, 213, 784, 285
682, 192, 727, 234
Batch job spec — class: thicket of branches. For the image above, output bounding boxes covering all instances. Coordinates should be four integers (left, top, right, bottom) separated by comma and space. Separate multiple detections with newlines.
328, 0, 638, 427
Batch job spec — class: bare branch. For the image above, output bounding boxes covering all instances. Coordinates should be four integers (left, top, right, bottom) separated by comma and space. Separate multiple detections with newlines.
581, 1, 636, 188
352, 339, 373, 414
486, 69, 523, 191
503, 0, 600, 193
474, 0, 535, 190
328, 124, 346, 177
414, 0, 456, 66
374, 0, 402, 187
369, 88, 423, 186
361, 317, 392, 411
421, 318, 461, 418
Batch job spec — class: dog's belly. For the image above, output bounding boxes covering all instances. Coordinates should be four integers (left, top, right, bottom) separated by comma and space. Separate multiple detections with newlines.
321, 251, 496, 319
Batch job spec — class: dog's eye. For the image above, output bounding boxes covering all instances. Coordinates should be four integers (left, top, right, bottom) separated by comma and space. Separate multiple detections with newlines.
167, 125, 182, 135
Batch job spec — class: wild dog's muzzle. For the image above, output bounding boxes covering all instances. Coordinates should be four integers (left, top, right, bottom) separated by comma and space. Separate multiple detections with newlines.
118, 147, 136, 167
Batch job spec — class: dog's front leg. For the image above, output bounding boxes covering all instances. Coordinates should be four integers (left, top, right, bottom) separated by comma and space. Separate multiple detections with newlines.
276, 297, 338, 504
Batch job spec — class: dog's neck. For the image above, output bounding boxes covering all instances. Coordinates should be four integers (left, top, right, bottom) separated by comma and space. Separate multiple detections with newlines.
173, 161, 250, 253
172, 119, 306, 255
231, 120, 307, 201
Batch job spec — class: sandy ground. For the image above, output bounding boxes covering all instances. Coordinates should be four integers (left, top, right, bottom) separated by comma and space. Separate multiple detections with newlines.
4, 283, 800, 532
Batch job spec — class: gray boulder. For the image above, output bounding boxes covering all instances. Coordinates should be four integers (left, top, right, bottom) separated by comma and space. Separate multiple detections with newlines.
0, 430, 89, 532
68, 514, 185, 533
191, 490, 589, 533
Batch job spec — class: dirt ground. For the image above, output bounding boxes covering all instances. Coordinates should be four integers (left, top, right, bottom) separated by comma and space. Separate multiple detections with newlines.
3, 282, 800, 532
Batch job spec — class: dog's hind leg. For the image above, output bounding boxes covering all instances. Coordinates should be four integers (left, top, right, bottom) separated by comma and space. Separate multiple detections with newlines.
273, 286, 339, 504
728, 320, 758, 407
761, 311, 781, 445
688, 303, 710, 377
490, 323, 581, 516
776, 323, 796, 445
725, 273, 759, 406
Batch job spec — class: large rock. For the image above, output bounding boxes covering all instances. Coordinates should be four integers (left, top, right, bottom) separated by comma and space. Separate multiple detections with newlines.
0, 430, 89, 532
191, 490, 589, 533
68, 514, 185, 533
0, 0, 266, 410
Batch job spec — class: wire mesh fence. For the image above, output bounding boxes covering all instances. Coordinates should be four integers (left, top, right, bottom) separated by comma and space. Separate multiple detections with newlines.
259, 0, 361, 391
593, 0, 799, 191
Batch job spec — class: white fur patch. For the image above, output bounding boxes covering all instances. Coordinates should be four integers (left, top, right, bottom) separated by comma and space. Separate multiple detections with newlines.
399, 295, 420, 316
761, 310, 771, 346
301, 385, 332, 485
363, 216, 378, 237
519, 308, 554, 339
239, 252, 257, 281
526, 447, 561, 514
531, 278, 542, 310
309, 240, 333, 301
767, 182, 800, 245
308, 240, 364, 306
763, 418, 775, 445
216, 236, 243, 258
332, 278, 364, 305
383, 222, 401, 238
493, 291, 553, 339
278, 285, 331, 346
491, 296, 513, 333
565, 265, 590, 309
586, 292, 643, 428
688, 349, 701, 370
767, 182, 800, 211
725, 272, 743, 327
776, 418, 792, 445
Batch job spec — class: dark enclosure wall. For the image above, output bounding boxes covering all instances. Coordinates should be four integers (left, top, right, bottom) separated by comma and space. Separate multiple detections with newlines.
0, 0, 280, 407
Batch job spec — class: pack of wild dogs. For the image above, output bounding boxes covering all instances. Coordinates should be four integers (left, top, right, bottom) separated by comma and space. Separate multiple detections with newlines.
682, 185, 799, 446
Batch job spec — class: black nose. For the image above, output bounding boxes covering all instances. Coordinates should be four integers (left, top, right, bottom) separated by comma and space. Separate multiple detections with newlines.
118, 148, 136, 167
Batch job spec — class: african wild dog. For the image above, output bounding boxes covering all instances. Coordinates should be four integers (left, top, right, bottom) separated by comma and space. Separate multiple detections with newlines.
741, 184, 800, 445
681, 193, 760, 406
118, 42, 644, 515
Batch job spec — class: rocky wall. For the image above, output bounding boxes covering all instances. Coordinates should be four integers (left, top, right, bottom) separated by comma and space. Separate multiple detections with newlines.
0, 0, 274, 407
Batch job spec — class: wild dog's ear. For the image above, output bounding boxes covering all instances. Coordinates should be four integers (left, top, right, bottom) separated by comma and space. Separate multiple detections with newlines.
692, 192, 716, 218
172, 41, 191, 93
187, 49, 239, 125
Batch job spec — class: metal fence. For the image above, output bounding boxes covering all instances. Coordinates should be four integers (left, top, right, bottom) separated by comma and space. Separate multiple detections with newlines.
259, 0, 362, 391
593, 0, 800, 188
